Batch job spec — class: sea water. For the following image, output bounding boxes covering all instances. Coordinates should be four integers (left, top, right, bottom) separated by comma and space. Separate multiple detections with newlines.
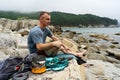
61, 27, 120, 34
61, 27, 120, 44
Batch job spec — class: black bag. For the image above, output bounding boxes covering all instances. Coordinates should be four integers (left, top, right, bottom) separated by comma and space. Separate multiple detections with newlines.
0, 57, 23, 80
0, 54, 47, 80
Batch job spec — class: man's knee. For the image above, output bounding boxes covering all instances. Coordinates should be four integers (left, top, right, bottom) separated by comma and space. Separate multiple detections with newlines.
45, 47, 59, 56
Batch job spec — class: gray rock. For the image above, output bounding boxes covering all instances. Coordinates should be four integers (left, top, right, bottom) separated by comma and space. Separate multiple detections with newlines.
86, 60, 120, 80
106, 49, 120, 59
28, 59, 85, 80
0, 33, 17, 48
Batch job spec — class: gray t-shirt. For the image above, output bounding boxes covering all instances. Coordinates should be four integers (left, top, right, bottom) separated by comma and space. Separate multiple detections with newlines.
27, 26, 53, 54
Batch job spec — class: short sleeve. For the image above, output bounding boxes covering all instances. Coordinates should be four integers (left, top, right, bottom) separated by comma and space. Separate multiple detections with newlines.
31, 30, 43, 43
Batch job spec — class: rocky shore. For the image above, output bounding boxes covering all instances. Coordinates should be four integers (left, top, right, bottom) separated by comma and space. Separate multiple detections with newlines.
0, 18, 120, 80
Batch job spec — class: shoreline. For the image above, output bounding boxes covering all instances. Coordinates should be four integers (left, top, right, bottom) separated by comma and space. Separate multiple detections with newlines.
61, 27, 120, 35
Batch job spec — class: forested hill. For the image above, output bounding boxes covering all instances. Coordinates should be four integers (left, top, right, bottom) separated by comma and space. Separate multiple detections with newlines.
0, 11, 118, 27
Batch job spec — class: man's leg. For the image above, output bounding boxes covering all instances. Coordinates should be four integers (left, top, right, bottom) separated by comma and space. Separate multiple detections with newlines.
45, 47, 59, 57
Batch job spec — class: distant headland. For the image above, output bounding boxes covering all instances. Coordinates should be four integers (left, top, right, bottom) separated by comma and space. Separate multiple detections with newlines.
0, 10, 119, 27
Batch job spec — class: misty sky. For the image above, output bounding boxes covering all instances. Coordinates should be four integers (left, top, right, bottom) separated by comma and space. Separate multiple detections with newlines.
0, 0, 120, 22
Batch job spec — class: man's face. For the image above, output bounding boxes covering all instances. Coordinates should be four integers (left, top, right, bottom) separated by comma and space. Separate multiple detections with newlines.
40, 13, 51, 27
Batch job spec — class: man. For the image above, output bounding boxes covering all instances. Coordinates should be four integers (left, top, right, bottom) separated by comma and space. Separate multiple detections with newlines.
27, 11, 86, 57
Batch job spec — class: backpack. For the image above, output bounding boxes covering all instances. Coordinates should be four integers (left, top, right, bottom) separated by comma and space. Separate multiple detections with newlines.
0, 57, 23, 80
0, 57, 31, 80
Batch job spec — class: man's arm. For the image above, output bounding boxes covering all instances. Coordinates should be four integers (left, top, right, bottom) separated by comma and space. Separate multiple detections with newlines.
50, 35, 71, 53
50, 35, 59, 41
36, 41, 63, 51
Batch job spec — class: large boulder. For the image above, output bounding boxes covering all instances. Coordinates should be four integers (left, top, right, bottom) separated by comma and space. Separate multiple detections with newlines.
28, 59, 86, 80
18, 28, 30, 36
0, 18, 38, 32
86, 60, 120, 80
0, 33, 17, 48
61, 38, 79, 52
106, 49, 120, 59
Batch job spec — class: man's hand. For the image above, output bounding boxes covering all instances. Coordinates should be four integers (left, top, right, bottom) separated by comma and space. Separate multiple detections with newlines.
59, 44, 70, 53
52, 41, 63, 48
